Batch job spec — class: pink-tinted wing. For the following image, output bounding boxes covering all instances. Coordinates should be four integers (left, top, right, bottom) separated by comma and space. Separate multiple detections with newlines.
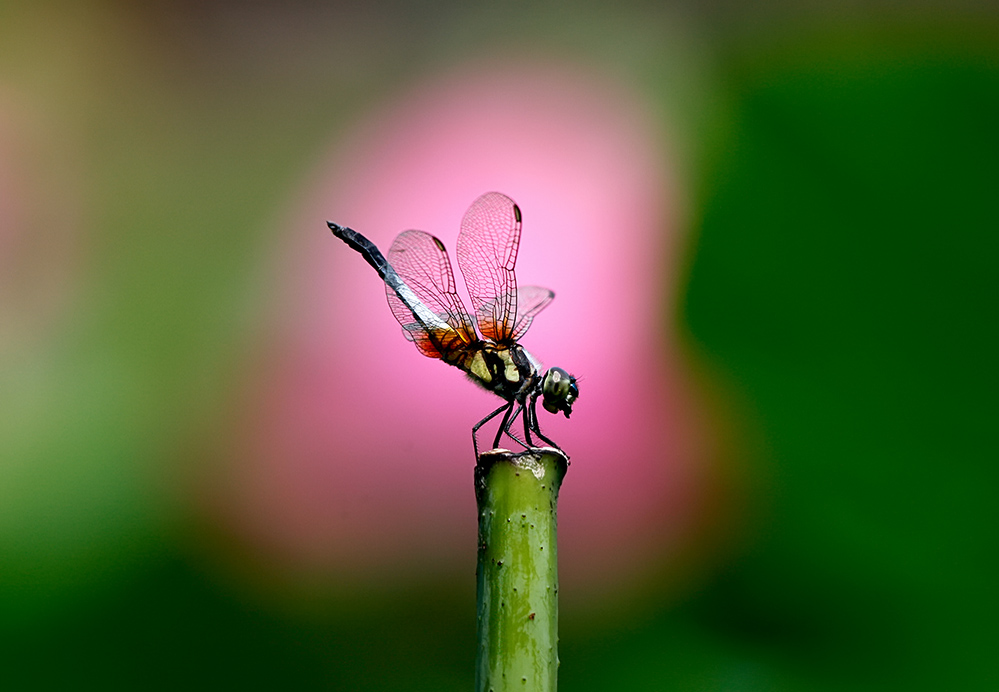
455, 192, 522, 343
509, 285, 554, 342
385, 230, 477, 358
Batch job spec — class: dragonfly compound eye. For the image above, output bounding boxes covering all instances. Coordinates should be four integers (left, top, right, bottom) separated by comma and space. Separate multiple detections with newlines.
542, 367, 578, 418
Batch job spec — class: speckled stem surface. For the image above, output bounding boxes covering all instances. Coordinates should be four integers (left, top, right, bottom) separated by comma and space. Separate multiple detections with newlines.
475, 447, 568, 692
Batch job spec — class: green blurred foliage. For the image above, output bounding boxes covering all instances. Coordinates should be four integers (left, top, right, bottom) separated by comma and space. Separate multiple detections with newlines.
3, 555, 476, 690
675, 32, 999, 692
0, 2, 346, 615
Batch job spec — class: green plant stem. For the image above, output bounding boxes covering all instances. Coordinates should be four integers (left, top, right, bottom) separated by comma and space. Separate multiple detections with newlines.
475, 447, 569, 692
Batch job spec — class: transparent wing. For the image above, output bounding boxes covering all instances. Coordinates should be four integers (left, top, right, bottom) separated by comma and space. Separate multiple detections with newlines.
385, 230, 478, 359
510, 285, 554, 342
455, 192, 522, 343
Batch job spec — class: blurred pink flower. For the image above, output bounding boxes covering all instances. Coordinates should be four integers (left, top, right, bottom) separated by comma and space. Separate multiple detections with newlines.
212, 60, 713, 600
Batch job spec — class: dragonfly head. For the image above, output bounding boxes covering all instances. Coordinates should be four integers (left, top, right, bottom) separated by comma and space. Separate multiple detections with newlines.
541, 367, 578, 418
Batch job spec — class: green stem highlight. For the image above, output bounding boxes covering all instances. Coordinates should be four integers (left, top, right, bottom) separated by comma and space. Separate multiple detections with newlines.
475, 448, 569, 692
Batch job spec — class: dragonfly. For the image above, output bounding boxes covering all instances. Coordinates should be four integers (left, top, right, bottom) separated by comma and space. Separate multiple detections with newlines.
328, 192, 578, 458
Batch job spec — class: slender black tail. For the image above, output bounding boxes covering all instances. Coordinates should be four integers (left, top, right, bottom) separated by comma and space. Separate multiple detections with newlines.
328, 220, 442, 339
328, 222, 395, 283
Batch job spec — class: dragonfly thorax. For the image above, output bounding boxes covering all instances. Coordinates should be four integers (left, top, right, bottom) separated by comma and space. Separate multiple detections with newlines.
457, 343, 577, 420
458, 342, 542, 401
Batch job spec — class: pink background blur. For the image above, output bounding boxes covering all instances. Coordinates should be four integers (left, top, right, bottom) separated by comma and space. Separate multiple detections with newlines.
209, 61, 715, 599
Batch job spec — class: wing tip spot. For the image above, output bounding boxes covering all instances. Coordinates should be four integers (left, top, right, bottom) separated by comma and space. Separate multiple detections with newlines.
513, 204, 522, 224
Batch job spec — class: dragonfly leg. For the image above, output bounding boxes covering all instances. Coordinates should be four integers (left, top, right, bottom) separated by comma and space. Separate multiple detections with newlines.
493, 402, 517, 450
474, 401, 512, 458
501, 401, 531, 450
522, 398, 535, 448
528, 395, 561, 450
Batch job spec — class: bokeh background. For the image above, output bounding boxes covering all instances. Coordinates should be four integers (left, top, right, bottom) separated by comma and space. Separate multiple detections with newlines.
1, 1, 997, 689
